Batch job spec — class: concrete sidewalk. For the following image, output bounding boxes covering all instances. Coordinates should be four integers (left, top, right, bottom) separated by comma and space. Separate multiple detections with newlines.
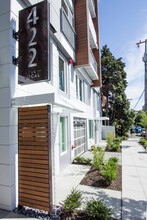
121, 137, 147, 219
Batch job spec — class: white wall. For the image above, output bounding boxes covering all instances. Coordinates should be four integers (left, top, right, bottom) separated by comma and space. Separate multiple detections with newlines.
0, 0, 19, 210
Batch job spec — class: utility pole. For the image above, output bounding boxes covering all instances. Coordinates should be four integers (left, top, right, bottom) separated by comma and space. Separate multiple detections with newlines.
136, 39, 147, 110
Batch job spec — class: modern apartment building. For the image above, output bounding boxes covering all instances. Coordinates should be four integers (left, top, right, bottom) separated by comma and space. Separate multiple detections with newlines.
0, 0, 102, 212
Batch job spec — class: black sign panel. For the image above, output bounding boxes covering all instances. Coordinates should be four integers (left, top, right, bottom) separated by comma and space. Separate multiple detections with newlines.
18, 0, 49, 84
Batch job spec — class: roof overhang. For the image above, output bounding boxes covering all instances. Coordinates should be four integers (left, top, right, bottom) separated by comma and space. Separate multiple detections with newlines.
11, 93, 83, 113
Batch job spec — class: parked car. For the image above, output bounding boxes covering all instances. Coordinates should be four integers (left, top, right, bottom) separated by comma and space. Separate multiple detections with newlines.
135, 126, 142, 134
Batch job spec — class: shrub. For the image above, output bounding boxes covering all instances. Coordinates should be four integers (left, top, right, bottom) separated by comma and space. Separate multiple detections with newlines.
85, 198, 113, 220
139, 137, 147, 149
62, 188, 82, 215
114, 137, 121, 144
92, 147, 104, 170
106, 131, 115, 150
106, 135, 121, 152
111, 142, 120, 152
91, 145, 102, 151
74, 156, 92, 165
108, 157, 119, 168
140, 137, 146, 146
100, 157, 118, 184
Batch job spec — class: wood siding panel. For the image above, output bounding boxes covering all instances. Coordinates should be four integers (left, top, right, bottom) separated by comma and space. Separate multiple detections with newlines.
74, 0, 89, 66
18, 106, 52, 212
92, 0, 102, 87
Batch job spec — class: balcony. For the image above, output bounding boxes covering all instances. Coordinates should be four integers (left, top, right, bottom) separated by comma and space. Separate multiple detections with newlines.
74, 0, 101, 86
60, 9, 75, 49
85, 49, 98, 80
89, 11, 98, 49
88, 0, 96, 18
86, 50, 98, 80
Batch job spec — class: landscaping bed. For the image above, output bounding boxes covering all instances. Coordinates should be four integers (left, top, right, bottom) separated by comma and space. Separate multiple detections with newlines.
80, 165, 122, 191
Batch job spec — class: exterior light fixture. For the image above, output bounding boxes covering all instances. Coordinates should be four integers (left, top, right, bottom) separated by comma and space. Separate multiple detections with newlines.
68, 58, 73, 64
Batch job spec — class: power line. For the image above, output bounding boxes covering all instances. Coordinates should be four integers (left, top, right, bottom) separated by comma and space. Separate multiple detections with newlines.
133, 90, 144, 110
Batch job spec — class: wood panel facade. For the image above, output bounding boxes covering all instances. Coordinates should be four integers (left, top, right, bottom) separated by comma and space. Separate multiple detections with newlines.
74, 0, 89, 66
74, 0, 102, 87
92, 0, 102, 87
18, 106, 52, 212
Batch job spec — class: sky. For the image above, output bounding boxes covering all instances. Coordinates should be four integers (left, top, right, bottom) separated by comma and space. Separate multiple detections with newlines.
98, 0, 147, 110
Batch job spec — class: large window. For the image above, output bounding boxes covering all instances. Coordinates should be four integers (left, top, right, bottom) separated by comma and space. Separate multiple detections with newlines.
59, 56, 66, 92
60, 117, 67, 153
62, 0, 74, 27
61, 0, 75, 49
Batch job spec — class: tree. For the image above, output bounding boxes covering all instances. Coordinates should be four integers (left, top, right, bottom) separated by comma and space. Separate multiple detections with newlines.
135, 110, 147, 138
101, 45, 135, 136
134, 110, 147, 125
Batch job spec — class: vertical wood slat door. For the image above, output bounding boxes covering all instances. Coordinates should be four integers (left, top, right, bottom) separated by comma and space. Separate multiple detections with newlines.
18, 106, 52, 212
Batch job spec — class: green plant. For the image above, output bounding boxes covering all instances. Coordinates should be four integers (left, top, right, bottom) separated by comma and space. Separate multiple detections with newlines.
108, 157, 119, 168
74, 156, 92, 165
92, 147, 104, 169
111, 142, 120, 152
108, 156, 119, 163
62, 188, 82, 215
140, 137, 146, 145
106, 131, 115, 150
85, 198, 113, 220
114, 137, 121, 144
106, 135, 121, 152
139, 137, 147, 149
100, 157, 118, 184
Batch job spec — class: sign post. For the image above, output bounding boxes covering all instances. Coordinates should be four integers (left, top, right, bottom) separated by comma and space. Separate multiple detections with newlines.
18, 0, 49, 84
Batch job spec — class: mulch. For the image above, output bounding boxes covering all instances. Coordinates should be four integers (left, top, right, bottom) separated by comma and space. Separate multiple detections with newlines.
80, 165, 122, 191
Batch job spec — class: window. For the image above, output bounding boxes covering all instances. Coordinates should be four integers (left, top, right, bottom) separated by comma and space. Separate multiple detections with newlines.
79, 79, 83, 101
62, 0, 74, 27
89, 120, 94, 139
73, 118, 86, 157
62, 0, 68, 15
59, 56, 66, 92
84, 82, 91, 105
76, 75, 78, 98
76, 75, 84, 102
61, 0, 75, 49
60, 117, 67, 153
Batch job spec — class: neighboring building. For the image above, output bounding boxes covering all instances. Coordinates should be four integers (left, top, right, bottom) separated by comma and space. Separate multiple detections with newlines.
0, 0, 102, 212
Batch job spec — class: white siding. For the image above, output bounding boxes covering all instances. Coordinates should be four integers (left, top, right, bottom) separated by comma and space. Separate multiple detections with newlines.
0, 0, 102, 210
